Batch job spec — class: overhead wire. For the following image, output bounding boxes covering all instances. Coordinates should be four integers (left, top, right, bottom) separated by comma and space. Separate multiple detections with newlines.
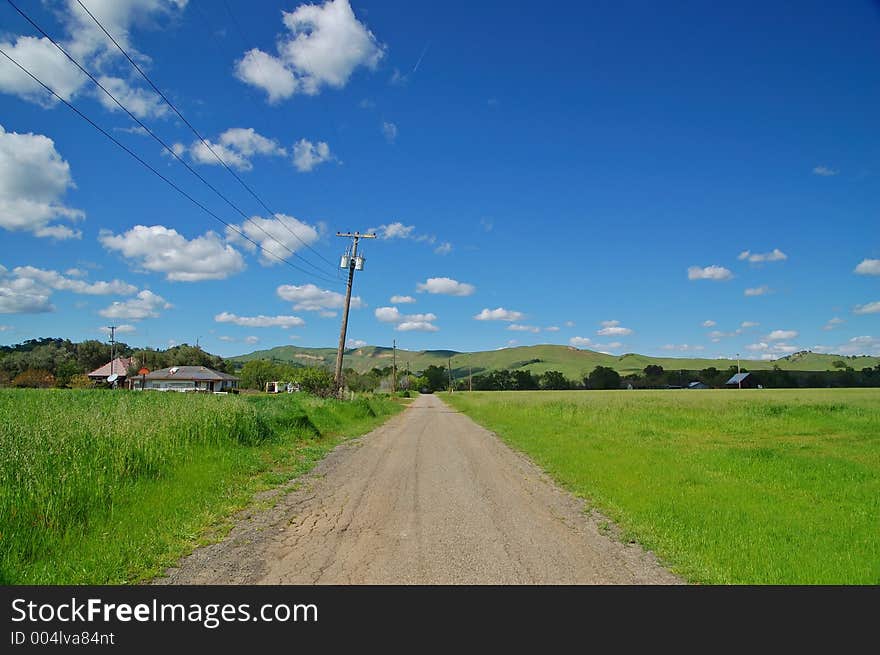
73, 0, 340, 273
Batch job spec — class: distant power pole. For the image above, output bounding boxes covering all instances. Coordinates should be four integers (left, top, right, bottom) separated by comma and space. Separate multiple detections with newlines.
106, 325, 117, 376
392, 339, 398, 393
334, 231, 376, 397
448, 357, 454, 393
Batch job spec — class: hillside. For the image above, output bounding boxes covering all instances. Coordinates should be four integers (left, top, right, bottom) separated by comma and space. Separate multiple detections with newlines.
230, 344, 880, 378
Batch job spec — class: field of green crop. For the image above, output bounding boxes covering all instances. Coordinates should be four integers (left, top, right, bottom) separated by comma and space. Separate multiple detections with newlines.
0, 389, 402, 584
446, 389, 880, 584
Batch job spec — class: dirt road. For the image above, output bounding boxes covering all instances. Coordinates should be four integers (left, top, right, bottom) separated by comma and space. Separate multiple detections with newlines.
157, 394, 679, 584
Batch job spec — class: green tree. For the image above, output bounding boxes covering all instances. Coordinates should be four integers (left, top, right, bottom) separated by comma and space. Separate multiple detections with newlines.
587, 366, 621, 390
422, 365, 449, 392
239, 360, 280, 390
540, 370, 570, 390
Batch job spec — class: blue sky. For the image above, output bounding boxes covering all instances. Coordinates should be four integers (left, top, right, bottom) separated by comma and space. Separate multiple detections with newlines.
0, 0, 878, 360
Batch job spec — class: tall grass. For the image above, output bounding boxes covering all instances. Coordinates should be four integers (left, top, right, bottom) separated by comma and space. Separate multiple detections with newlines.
447, 389, 880, 584
0, 389, 400, 584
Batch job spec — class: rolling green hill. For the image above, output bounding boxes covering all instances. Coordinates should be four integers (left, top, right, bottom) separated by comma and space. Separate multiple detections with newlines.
230, 344, 880, 379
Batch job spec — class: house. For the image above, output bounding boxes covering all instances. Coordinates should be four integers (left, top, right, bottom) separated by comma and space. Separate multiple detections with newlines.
87, 357, 135, 384
141, 366, 239, 393
725, 372, 755, 388
687, 381, 711, 389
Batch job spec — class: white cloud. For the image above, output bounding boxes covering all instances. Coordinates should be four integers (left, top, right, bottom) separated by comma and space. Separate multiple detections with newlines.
597, 320, 633, 336
740, 321, 760, 328
100, 225, 246, 281
179, 128, 286, 171
661, 344, 705, 352
822, 317, 844, 331
244, 336, 260, 345
226, 213, 320, 266
702, 320, 716, 328
95, 75, 166, 119
569, 336, 593, 349
0, 36, 86, 104
0, 265, 54, 314
507, 324, 540, 333
382, 121, 398, 143
234, 0, 384, 101
745, 341, 800, 357
277, 283, 363, 313
418, 277, 475, 296
292, 139, 335, 172
100, 324, 136, 335
346, 338, 367, 348
214, 312, 304, 328
544, 326, 560, 332
812, 336, 880, 356
434, 242, 452, 255
99, 290, 170, 320
767, 329, 798, 341
474, 307, 524, 322
12, 266, 136, 295
688, 265, 733, 281
855, 259, 880, 276
0, 125, 84, 239
563, 320, 575, 328
813, 165, 838, 176
738, 249, 787, 263
373, 222, 415, 239
390, 295, 415, 304
854, 301, 880, 315
744, 285, 771, 296
374, 306, 438, 331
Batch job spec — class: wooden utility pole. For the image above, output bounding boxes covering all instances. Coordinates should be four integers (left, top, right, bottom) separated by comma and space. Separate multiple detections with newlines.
106, 325, 117, 376
392, 339, 397, 393
334, 231, 376, 397
448, 357, 454, 393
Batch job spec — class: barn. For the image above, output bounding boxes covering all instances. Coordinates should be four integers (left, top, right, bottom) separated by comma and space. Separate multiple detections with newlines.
141, 366, 239, 393
87, 357, 135, 385
725, 372, 756, 388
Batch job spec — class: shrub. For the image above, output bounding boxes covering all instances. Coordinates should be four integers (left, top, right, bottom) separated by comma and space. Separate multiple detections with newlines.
12, 369, 56, 388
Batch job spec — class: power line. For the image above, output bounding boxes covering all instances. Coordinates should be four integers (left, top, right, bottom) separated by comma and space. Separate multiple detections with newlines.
5, 0, 340, 286
0, 46, 335, 282
73, 0, 339, 274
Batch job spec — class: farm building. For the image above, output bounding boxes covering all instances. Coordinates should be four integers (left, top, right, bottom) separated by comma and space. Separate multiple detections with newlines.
687, 381, 711, 389
725, 372, 756, 388
87, 357, 135, 384
139, 366, 239, 393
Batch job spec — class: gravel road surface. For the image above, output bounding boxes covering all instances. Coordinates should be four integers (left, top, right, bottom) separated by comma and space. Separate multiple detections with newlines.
156, 393, 679, 584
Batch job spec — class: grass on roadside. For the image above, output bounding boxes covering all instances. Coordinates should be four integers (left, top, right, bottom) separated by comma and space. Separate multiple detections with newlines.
446, 389, 880, 584
0, 389, 403, 584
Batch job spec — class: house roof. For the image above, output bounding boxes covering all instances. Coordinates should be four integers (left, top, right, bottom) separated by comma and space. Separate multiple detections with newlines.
144, 365, 239, 381
88, 357, 134, 378
726, 372, 751, 384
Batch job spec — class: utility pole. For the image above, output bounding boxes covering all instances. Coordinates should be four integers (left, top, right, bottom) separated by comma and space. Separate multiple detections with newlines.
448, 357, 454, 393
106, 325, 117, 376
737, 353, 742, 390
334, 231, 376, 397
392, 339, 398, 393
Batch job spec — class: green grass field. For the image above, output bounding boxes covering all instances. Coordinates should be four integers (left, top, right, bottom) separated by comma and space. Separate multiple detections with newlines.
446, 389, 880, 584
0, 389, 402, 584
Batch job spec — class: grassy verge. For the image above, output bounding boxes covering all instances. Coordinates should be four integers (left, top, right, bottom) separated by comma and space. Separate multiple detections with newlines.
0, 389, 404, 584
446, 389, 880, 584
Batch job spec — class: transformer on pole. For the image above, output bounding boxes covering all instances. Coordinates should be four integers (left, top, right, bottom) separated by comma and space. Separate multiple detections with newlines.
334, 231, 376, 397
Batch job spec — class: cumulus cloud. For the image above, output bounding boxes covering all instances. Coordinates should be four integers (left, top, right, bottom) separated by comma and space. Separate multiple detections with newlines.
473, 307, 524, 322
175, 127, 286, 171
277, 283, 363, 315
688, 265, 733, 281
374, 305, 438, 331
741, 321, 760, 328
346, 338, 367, 348
702, 320, 717, 327
544, 326, 560, 332
0, 36, 86, 104
372, 222, 415, 239
812, 165, 838, 176
0, 264, 137, 314
661, 344, 705, 352
744, 285, 771, 296
738, 249, 787, 263
292, 139, 336, 172
12, 266, 136, 295
569, 336, 594, 349
822, 317, 844, 331
100, 324, 135, 335
390, 295, 415, 304
766, 329, 798, 341
854, 301, 880, 315
226, 213, 320, 266
0, 265, 54, 314
95, 75, 167, 119
214, 312, 304, 328
99, 289, 170, 320
507, 324, 540, 333
417, 277, 475, 296
855, 259, 880, 276
434, 242, 452, 255
382, 121, 398, 143
0, 125, 84, 239
597, 320, 633, 336
100, 225, 246, 281
234, 0, 384, 102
